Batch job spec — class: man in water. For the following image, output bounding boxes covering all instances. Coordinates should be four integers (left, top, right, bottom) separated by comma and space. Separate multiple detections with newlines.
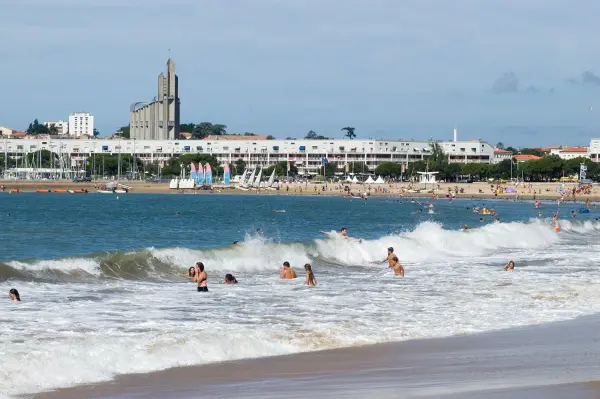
382, 247, 395, 265
388, 256, 404, 276
280, 261, 297, 279
320, 227, 361, 242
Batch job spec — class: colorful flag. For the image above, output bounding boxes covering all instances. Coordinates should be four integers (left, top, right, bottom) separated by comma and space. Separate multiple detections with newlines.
223, 160, 231, 185
322, 158, 329, 165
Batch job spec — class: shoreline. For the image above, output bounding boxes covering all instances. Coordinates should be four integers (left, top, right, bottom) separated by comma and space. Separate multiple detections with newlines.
32, 314, 600, 399
0, 180, 598, 201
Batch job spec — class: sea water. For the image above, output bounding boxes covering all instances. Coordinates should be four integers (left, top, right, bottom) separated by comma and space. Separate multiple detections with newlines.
1, 193, 599, 397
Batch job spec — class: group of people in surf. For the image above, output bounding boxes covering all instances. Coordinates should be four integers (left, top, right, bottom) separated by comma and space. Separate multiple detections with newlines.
183, 227, 406, 292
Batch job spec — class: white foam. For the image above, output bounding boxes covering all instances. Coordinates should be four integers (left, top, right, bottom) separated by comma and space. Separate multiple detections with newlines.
3, 220, 600, 397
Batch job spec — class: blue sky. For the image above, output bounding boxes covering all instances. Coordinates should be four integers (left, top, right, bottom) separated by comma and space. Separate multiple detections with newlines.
2, 0, 600, 146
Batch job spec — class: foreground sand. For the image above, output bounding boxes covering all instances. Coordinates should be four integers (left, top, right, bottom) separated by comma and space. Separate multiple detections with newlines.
32, 314, 600, 399
1, 180, 598, 201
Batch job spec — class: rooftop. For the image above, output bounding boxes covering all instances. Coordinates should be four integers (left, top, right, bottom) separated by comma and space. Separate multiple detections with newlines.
560, 147, 588, 153
513, 154, 541, 161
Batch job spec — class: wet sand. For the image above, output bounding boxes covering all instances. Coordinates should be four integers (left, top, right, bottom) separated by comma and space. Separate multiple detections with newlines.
32, 314, 600, 399
0, 180, 597, 201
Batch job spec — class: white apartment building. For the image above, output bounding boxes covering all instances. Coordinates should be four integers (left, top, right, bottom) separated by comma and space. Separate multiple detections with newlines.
0, 138, 494, 175
491, 148, 513, 164
44, 120, 69, 135
549, 147, 590, 160
589, 139, 600, 162
68, 112, 94, 137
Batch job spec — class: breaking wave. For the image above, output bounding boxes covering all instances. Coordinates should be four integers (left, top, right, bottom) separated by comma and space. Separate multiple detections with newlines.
2, 219, 594, 282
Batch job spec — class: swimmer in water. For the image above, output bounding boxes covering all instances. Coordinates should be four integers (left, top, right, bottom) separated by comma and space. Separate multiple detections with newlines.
9, 288, 20, 301
182, 266, 196, 278
388, 256, 404, 276
381, 247, 395, 265
572, 211, 576, 218
538, 212, 542, 217
503, 260, 515, 272
463, 224, 469, 230
195, 262, 208, 292
223, 274, 238, 284
280, 261, 297, 279
304, 264, 317, 286
479, 217, 484, 223
320, 227, 361, 242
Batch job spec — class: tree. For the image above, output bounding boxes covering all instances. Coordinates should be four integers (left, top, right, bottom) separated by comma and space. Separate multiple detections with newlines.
285, 137, 297, 140
116, 125, 130, 138
496, 142, 505, 149
323, 162, 339, 177
266, 135, 276, 140
346, 161, 369, 174
264, 161, 298, 177
374, 162, 403, 177
26, 150, 59, 168
48, 125, 59, 135
93, 128, 100, 137
191, 122, 227, 139
505, 146, 517, 154
232, 159, 246, 175
179, 123, 195, 133
85, 154, 143, 178
26, 119, 50, 135
520, 148, 544, 157
305, 130, 329, 140
341, 127, 356, 139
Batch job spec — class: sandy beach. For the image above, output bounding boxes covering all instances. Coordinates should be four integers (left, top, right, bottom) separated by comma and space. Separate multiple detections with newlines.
1, 180, 598, 201
32, 314, 600, 399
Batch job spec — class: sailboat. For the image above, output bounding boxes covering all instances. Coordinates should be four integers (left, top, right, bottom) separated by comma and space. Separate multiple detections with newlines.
252, 167, 263, 188
265, 169, 277, 190
238, 167, 255, 190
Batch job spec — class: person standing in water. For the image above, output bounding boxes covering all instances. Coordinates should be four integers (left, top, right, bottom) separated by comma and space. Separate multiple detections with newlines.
381, 247, 395, 265
280, 261, 297, 279
320, 227, 361, 242
304, 264, 317, 286
195, 262, 208, 292
503, 260, 515, 272
9, 288, 21, 301
388, 256, 404, 276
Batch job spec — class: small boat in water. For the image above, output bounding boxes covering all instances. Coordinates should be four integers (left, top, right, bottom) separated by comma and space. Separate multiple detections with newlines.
53, 189, 68, 193
97, 190, 114, 194
36, 189, 51, 193
68, 189, 88, 194
9, 189, 20, 194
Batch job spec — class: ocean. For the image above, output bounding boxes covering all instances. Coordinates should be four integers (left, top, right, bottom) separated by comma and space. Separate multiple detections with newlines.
1, 193, 600, 397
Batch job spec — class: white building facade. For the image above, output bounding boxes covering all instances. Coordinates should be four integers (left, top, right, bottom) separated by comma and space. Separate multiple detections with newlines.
492, 149, 513, 164
68, 112, 94, 137
44, 120, 69, 135
549, 147, 590, 160
0, 138, 494, 175
589, 139, 600, 162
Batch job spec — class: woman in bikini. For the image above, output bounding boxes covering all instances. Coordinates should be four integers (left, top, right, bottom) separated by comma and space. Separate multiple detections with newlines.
195, 262, 208, 292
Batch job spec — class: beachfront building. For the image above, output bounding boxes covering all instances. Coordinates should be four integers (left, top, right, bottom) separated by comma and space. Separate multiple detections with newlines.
129, 59, 180, 141
44, 120, 69, 135
492, 148, 513, 164
589, 139, 600, 162
68, 112, 94, 137
0, 126, 16, 137
549, 147, 590, 160
0, 137, 494, 176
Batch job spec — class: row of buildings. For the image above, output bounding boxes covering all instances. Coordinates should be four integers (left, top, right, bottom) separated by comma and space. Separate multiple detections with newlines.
1, 112, 94, 138
1, 134, 598, 176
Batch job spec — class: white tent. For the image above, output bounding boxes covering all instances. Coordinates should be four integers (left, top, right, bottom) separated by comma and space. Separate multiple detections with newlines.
374, 175, 385, 184
351, 176, 359, 183
345, 176, 353, 182
418, 171, 438, 185
365, 176, 375, 184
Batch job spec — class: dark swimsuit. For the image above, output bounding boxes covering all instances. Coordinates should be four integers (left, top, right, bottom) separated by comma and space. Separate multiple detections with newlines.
197, 277, 208, 292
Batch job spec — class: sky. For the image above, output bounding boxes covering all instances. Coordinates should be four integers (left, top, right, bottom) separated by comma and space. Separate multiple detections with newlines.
2, 0, 600, 147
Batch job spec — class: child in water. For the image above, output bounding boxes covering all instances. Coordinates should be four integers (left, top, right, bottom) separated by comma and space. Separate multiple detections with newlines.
9, 288, 21, 301
503, 260, 515, 272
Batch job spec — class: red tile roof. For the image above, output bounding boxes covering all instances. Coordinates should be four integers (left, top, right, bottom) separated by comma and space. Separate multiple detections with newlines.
560, 147, 588, 153
204, 135, 268, 140
12, 132, 27, 137
513, 154, 541, 161
494, 149, 511, 153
